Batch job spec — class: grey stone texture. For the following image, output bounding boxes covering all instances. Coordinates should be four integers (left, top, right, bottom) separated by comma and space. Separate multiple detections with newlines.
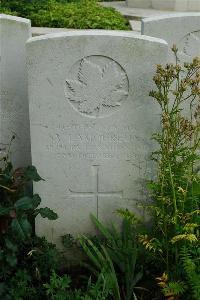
0, 14, 31, 167
126, 0, 200, 11
31, 27, 72, 37
126, 0, 152, 9
101, 2, 189, 21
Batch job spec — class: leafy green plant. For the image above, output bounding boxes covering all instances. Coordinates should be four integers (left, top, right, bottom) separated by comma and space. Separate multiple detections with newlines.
80, 234, 121, 299
0, 7, 17, 15
79, 214, 143, 300
85, 275, 113, 300
0, 236, 62, 299
7, 269, 38, 300
146, 49, 200, 288
44, 270, 112, 300
180, 246, 200, 300
118, 50, 200, 299
0, 139, 59, 299
156, 272, 186, 300
44, 270, 72, 299
0, 0, 130, 30
0, 154, 57, 241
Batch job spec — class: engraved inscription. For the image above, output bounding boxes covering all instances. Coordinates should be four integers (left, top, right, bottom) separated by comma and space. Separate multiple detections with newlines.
44, 122, 148, 172
65, 55, 129, 118
178, 30, 200, 58
69, 165, 123, 217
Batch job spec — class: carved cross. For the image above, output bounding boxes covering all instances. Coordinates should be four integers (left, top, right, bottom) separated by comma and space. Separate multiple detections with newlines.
69, 165, 123, 217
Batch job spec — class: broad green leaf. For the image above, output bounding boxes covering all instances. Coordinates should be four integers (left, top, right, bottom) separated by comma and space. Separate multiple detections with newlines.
15, 194, 42, 210
11, 217, 32, 239
24, 166, 44, 182
32, 194, 42, 208
130, 270, 143, 289
79, 235, 103, 270
15, 196, 33, 210
37, 207, 58, 220
90, 214, 113, 241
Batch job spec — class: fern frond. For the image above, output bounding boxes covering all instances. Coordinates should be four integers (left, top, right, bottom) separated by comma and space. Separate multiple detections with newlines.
185, 210, 200, 218
183, 223, 199, 232
139, 234, 162, 253
116, 208, 141, 225
171, 234, 198, 244
180, 246, 200, 300
163, 281, 186, 297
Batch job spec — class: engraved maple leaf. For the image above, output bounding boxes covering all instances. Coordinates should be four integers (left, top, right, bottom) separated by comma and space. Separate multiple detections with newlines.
65, 58, 128, 115
178, 31, 200, 58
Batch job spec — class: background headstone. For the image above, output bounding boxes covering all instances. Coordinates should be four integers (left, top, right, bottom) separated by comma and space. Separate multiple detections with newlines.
151, 0, 200, 11
126, 0, 152, 9
27, 31, 168, 246
142, 13, 200, 62
0, 14, 31, 167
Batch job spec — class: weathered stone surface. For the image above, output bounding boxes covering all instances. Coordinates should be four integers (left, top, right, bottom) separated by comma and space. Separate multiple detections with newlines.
31, 27, 72, 37
142, 13, 200, 61
126, 0, 200, 11
0, 15, 31, 167
126, 0, 152, 9
27, 31, 168, 246
152, 0, 200, 11
129, 20, 142, 34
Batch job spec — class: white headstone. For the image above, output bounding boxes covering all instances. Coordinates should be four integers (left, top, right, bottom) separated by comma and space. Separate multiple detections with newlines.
27, 31, 168, 246
0, 14, 31, 167
142, 13, 200, 62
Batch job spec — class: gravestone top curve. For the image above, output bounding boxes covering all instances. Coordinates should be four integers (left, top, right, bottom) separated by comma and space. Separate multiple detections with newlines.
27, 30, 168, 45
0, 14, 31, 26
142, 12, 200, 24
